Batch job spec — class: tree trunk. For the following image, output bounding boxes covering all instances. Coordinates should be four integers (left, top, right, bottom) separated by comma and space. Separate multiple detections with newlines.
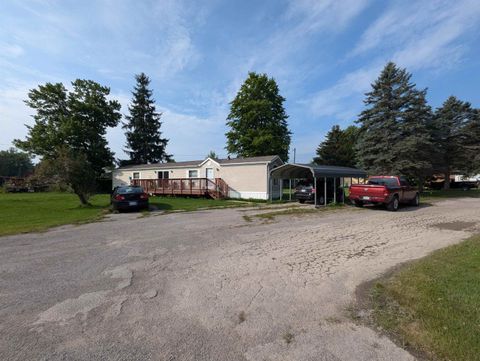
417, 176, 425, 192
443, 170, 451, 190
76, 191, 89, 205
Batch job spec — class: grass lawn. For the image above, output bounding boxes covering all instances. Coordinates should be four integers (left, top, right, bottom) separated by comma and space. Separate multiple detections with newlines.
0, 192, 110, 236
421, 188, 480, 202
0, 192, 253, 236
369, 235, 480, 361
148, 195, 250, 211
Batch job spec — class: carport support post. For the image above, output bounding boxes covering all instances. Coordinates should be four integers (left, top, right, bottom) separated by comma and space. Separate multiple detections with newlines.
289, 179, 292, 201
324, 177, 327, 206
269, 177, 273, 202
342, 177, 345, 204
333, 177, 337, 204
314, 177, 318, 207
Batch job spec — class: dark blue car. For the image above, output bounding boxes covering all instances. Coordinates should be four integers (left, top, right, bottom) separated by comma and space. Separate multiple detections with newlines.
111, 186, 149, 211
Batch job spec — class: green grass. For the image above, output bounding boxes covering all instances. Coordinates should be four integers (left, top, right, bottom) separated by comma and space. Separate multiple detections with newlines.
148, 196, 250, 211
421, 188, 480, 202
369, 235, 480, 361
0, 192, 110, 236
0, 192, 254, 236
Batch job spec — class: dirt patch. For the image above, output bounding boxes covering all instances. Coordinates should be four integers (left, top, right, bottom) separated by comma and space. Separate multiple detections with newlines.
433, 221, 476, 231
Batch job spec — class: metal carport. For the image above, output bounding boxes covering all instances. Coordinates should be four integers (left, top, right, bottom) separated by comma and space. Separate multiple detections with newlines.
269, 164, 367, 207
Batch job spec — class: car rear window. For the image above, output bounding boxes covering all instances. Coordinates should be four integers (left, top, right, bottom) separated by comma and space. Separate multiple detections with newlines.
368, 178, 398, 187
296, 182, 313, 189
117, 186, 144, 194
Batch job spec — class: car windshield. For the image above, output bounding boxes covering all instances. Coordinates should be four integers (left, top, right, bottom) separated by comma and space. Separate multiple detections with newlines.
368, 178, 398, 187
117, 186, 144, 194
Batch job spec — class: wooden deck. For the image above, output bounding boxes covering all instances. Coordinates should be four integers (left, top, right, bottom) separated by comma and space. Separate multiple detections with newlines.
132, 178, 229, 199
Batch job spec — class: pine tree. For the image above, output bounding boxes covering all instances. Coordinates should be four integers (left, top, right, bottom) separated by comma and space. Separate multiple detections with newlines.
313, 125, 358, 167
123, 73, 171, 164
356, 62, 433, 183
206, 150, 218, 159
392, 88, 434, 184
431, 96, 477, 188
226, 72, 291, 161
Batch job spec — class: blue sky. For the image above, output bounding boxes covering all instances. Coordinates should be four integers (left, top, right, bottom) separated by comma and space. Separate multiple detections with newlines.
1, 0, 479, 163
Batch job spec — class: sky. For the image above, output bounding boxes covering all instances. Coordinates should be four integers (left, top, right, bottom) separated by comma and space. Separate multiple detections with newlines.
1, 0, 480, 163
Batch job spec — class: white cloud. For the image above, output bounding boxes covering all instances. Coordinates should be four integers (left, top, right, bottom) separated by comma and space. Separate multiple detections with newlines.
244, 0, 371, 83
0, 43, 25, 58
307, 0, 480, 121
305, 64, 381, 120
351, 0, 480, 70
285, 0, 371, 33
0, 81, 36, 150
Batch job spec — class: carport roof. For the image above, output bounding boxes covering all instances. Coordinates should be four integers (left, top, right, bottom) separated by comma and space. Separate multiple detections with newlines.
270, 163, 367, 179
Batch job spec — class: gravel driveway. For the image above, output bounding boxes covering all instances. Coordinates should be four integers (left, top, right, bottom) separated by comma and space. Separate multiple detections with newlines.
1, 198, 480, 361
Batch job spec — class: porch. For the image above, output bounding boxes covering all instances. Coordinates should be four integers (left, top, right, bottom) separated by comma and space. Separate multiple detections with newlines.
132, 178, 229, 199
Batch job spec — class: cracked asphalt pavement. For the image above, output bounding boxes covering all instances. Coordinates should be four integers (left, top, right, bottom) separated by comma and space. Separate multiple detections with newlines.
1, 198, 480, 360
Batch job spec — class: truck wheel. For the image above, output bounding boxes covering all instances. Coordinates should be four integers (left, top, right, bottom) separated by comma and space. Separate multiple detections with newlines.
387, 196, 399, 211
410, 193, 420, 207
354, 200, 364, 208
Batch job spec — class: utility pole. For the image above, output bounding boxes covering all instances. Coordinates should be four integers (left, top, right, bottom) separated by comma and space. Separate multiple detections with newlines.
293, 148, 296, 164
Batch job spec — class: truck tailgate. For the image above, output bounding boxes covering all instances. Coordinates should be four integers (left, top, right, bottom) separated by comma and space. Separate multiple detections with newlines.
350, 184, 387, 200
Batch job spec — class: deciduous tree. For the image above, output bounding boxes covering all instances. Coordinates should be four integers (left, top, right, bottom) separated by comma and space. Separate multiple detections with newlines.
14, 80, 121, 203
226, 72, 291, 161
0, 148, 33, 177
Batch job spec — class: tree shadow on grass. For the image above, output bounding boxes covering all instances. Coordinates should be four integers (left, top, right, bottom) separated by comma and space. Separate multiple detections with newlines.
149, 203, 174, 211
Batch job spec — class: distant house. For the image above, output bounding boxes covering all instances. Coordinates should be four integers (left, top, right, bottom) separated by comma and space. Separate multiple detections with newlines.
454, 174, 480, 182
112, 155, 283, 200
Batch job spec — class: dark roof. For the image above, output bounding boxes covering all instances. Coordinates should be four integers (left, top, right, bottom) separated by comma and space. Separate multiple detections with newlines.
270, 163, 367, 178
117, 155, 280, 170
217, 155, 280, 165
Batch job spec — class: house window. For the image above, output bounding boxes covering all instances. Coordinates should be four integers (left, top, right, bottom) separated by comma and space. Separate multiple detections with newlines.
132, 172, 140, 179
188, 170, 198, 178
158, 171, 169, 179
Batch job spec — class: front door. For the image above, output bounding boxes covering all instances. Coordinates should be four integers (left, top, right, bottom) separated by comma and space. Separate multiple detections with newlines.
206, 168, 214, 179
206, 168, 214, 190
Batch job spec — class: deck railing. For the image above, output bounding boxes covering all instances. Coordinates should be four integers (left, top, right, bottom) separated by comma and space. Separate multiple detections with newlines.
131, 178, 229, 199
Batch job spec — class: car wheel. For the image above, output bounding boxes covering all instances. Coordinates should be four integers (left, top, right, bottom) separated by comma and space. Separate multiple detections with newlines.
411, 193, 420, 207
354, 200, 364, 207
299, 199, 305, 204
387, 196, 399, 211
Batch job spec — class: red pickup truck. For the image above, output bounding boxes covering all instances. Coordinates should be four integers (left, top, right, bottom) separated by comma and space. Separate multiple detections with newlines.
349, 176, 419, 211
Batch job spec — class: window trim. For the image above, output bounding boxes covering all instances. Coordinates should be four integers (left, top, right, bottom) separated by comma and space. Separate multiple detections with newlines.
158, 170, 170, 179
187, 169, 199, 178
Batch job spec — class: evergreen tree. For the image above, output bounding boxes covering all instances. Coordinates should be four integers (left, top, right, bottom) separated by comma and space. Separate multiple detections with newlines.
431, 96, 477, 188
0, 148, 34, 177
226, 72, 291, 161
123, 73, 171, 164
465, 109, 480, 173
356, 62, 433, 183
313, 125, 359, 167
392, 88, 434, 184
206, 150, 218, 159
